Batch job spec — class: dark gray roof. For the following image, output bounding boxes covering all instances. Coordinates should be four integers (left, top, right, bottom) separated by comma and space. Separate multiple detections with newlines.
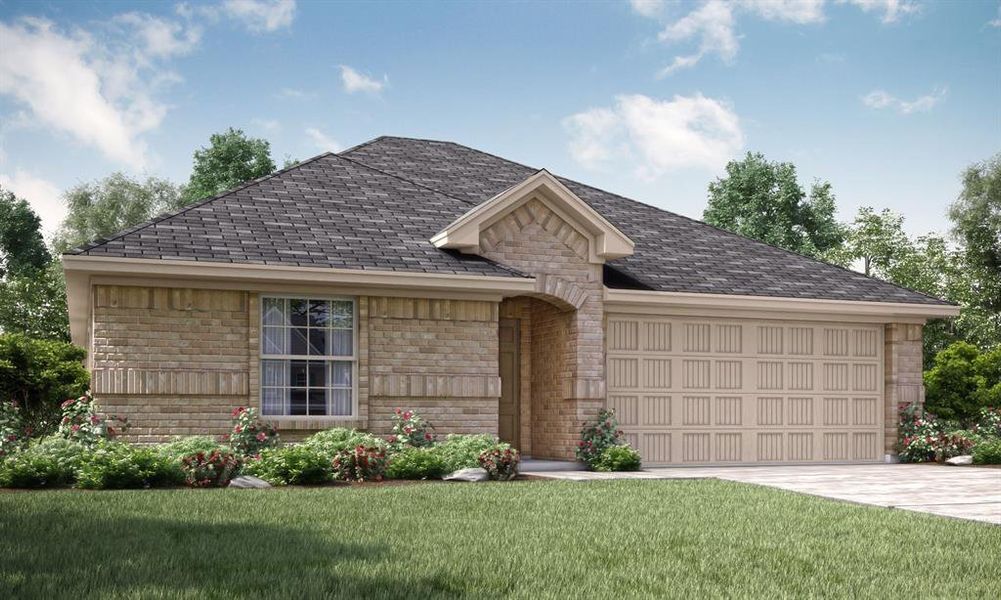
70, 135, 950, 306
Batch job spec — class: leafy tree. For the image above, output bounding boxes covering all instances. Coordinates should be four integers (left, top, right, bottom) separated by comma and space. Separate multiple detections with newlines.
0, 333, 89, 436
0, 185, 51, 278
924, 342, 1001, 421
52, 173, 183, 253
704, 152, 844, 258
949, 153, 1000, 312
182, 128, 276, 204
827, 207, 911, 278
0, 260, 69, 341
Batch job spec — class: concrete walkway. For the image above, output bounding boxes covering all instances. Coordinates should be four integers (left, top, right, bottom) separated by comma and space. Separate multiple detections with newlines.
525, 464, 1001, 525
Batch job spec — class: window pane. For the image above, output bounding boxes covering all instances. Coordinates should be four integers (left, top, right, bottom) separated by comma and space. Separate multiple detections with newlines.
309, 300, 330, 327
290, 388, 307, 415
331, 329, 353, 356
331, 361, 352, 386
289, 299, 308, 326
262, 388, 285, 415
263, 298, 286, 326
308, 389, 327, 415
290, 327, 309, 356
263, 327, 286, 355
308, 329, 327, 355
262, 360, 288, 387
289, 360, 308, 387
330, 388, 352, 416
331, 301, 353, 328
308, 361, 326, 387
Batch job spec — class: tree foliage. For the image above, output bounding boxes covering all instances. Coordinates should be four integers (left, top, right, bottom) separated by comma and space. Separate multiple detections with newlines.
0, 185, 51, 279
949, 153, 1000, 312
924, 342, 1001, 421
182, 128, 276, 204
704, 152, 844, 258
0, 334, 89, 436
0, 260, 70, 341
52, 173, 183, 254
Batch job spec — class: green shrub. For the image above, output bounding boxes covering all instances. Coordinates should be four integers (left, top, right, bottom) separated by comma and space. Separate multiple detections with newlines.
58, 395, 127, 446
434, 434, 505, 473
157, 436, 225, 464
75, 441, 183, 489
593, 445, 642, 472
972, 439, 1001, 465
577, 409, 626, 469
301, 428, 386, 460
478, 446, 520, 481
0, 400, 24, 457
388, 408, 435, 450
974, 408, 1001, 439
244, 445, 332, 486
0, 334, 89, 437
332, 446, 387, 482
386, 446, 448, 480
924, 342, 1001, 421
0, 435, 88, 488
227, 407, 279, 457
181, 449, 241, 487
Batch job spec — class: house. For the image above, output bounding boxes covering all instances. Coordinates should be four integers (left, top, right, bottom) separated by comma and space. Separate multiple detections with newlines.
62, 136, 958, 465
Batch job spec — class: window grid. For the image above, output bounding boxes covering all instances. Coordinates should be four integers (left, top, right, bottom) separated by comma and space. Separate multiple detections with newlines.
260, 297, 355, 417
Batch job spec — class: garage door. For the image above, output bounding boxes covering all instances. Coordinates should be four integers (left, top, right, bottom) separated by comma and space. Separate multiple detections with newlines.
606, 315, 884, 465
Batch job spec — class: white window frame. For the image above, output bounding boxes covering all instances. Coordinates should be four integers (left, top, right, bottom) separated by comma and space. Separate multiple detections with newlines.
259, 294, 358, 419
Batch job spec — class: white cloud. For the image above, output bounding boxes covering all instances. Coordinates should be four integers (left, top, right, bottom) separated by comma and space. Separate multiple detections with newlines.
305, 128, 340, 153
990, 6, 1001, 27
841, 0, 918, 24
744, 0, 826, 24
275, 87, 314, 99
655, 0, 737, 75
862, 87, 947, 114
221, 0, 296, 32
0, 169, 64, 236
563, 93, 744, 179
251, 118, 281, 133
339, 65, 387, 94
114, 12, 201, 61
0, 17, 171, 169
629, 0, 665, 18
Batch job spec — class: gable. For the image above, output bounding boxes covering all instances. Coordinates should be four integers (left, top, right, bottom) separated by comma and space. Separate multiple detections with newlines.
430, 170, 634, 264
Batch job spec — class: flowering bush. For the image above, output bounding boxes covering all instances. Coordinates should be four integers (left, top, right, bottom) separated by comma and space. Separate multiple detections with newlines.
245, 445, 333, 485
973, 439, 1001, 465
181, 449, 241, 487
435, 434, 505, 473
1, 400, 24, 458
593, 445, 642, 472
227, 407, 279, 457
896, 403, 981, 463
331, 446, 387, 482
478, 446, 520, 481
301, 427, 386, 461
388, 408, 435, 450
157, 436, 226, 464
974, 407, 1001, 439
577, 409, 626, 469
57, 395, 127, 447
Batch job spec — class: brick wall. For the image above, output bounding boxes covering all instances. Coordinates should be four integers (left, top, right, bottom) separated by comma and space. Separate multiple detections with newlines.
92, 285, 252, 443
884, 322, 924, 455
480, 198, 605, 459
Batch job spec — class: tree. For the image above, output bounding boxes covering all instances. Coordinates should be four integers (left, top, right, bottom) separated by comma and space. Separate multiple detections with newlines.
0, 333, 89, 436
924, 342, 1001, 421
704, 152, 844, 258
949, 153, 1000, 312
828, 207, 911, 278
0, 185, 51, 278
51, 173, 183, 254
182, 128, 276, 204
0, 260, 70, 341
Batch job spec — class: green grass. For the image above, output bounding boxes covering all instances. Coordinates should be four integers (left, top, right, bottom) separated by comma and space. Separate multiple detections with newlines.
1, 480, 999, 599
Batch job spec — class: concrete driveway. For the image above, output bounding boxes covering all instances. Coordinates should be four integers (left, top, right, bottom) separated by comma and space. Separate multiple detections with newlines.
527, 464, 1001, 525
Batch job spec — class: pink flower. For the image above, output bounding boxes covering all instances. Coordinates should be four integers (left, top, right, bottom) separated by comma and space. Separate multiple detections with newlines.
256, 432, 267, 442
61, 399, 76, 409
90, 415, 100, 425
424, 432, 432, 441
387, 435, 397, 443
403, 411, 412, 420
403, 426, 413, 434
394, 407, 402, 415
71, 424, 81, 432
234, 425, 243, 433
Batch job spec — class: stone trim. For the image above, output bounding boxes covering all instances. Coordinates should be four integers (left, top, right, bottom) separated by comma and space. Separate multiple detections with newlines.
368, 297, 497, 322
371, 374, 500, 398
93, 369, 248, 396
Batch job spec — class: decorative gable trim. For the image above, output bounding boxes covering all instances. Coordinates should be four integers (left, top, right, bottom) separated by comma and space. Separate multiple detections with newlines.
431, 170, 634, 264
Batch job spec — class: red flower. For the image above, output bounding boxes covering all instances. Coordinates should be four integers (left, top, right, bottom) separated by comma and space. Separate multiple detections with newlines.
394, 407, 402, 415
424, 432, 432, 441
387, 435, 398, 443
61, 398, 76, 409
256, 432, 267, 442
90, 415, 100, 425
234, 425, 243, 433
403, 411, 412, 420
71, 424, 81, 432
403, 426, 413, 434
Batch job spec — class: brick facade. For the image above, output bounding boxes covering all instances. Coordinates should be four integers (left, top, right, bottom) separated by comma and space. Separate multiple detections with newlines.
884, 322, 924, 455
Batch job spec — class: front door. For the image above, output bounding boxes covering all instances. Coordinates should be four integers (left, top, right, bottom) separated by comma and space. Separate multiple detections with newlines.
498, 318, 521, 446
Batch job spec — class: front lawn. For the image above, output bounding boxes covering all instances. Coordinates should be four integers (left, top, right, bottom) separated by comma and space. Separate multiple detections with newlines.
2, 480, 998, 598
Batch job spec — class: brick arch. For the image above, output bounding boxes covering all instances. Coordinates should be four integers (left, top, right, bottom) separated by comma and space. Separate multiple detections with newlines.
527, 274, 587, 311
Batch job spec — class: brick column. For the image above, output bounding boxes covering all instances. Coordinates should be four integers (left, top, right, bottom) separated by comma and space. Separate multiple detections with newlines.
884, 323, 924, 457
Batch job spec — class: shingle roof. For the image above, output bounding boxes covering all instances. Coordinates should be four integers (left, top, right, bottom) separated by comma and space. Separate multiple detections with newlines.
69, 135, 951, 306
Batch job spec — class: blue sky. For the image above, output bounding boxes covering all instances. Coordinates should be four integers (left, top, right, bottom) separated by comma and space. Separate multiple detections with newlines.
1, 0, 998, 241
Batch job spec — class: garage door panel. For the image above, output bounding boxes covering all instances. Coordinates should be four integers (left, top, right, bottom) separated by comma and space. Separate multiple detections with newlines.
608, 314, 884, 466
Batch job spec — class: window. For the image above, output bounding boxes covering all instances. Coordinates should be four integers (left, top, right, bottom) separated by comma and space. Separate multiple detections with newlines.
260, 297, 355, 416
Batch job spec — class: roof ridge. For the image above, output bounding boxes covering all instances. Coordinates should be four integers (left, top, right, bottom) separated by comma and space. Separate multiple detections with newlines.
357, 137, 952, 306
64, 150, 338, 255
334, 150, 482, 208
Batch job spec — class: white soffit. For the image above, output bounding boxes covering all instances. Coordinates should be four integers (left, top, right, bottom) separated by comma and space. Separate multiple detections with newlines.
431, 170, 635, 263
